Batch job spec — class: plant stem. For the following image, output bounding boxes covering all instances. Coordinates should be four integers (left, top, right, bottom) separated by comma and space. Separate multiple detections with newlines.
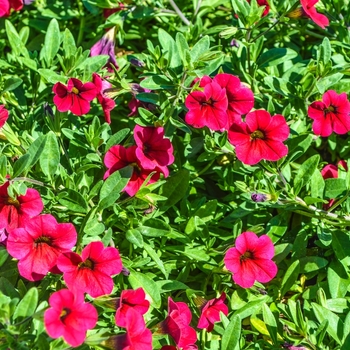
168, 0, 191, 25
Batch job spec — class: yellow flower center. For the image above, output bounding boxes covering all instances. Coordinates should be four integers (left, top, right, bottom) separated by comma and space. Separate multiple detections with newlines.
71, 87, 79, 95
78, 258, 95, 270
5, 197, 20, 208
250, 130, 265, 140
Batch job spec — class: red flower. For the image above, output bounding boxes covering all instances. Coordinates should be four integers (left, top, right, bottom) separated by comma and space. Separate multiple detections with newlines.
105, 308, 152, 350
92, 73, 116, 124
211, 74, 254, 129
134, 125, 174, 177
228, 109, 289, 165
0, 105, 9, 128
0, 0, 23, 17
301, 0, 329, 28
185, 81, 228, 130
0, 181, 43, 233
104, 145, 161, 196
197, 292, 228, 332
159, 297, 197, 349
115, 287, 150, 327
224, 231, 277, 288
321, 160, 347, 209
308, 90, 350, 137
6, 214, 77, 281
103, 4, 125, 18
44, 289, 98, 347
57, 241, 123, 298
53, 78, 97, 116
247, 0, 270, 16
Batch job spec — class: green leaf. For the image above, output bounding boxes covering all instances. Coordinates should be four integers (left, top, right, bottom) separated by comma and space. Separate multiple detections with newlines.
262, 303, 278, 344
58, 189, 88, 213
299, 256, 328, 273
143, 243, 168, 278
233, 296, 268, 319
324, 178, 347, 198
140, 75, 174, 90
27, 135, 47, 167
257, 48, 298, 67
156, 280, 189, 293
38, 69, 67, 84
125, 229, 144, 248
332, 230, 350, 266
3, 77, 23, 92
312, 302, 343, 344
316, 73, 343, 94
105, 128, 130, 151
43, 19, 60, 66
129, 271, 161, 308
190, 35, 210, 61
12, 154, 31, 177
40, 131, 60, 177
221, 315, 241, 350
328, 260, 350, 298
266, 212, 290, 243
318, 37, 331, 66
138, 218, 171, 237
176, 32, 190, 66
284, 134, 313, 164
158, 28, 181, 68
281, 260, 300, 296
13, 287, 38, 320
158, 169, 189, 213
5, 20, 29, 58
294, 154, 320, 194
62, 28, 77, 57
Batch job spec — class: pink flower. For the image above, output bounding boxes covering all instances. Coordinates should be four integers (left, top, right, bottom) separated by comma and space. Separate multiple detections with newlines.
104, 145, 161, 196
44, 289, 98, 347
92, 73, 116, 124
228, 109, 289, 165
91, 27, 118, 72
134, 125, 174, 177
0, 105, 9, 128
159, 297, 197, 349
308, 90, 350, 137
105, 308, 152, 350
0, 0, 23, 17
115, 287, 150, 327
247, 0, 270, 16
0, 181, 43, 233
53, 78, 97, 116
185, 81, 228, 130
6, 214, 77, 281
301, 0, 329, 28
224, 231, 278, 288
57, 241, 123, 298
197, 293, 228, 332
103, 4, 125, 18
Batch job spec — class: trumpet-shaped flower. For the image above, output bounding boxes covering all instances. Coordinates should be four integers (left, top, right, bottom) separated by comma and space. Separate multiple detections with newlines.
0, 105, 9, 128
301, 0, 329, 28
44, 289, 98, 347
197, 293, 228, 332
134, 125, 174, 177
0, 181, 43, 233
57, 241, 123, 298
224, 231, 278, 288
7, 214, 77, 281
115, 287, 150, 327
308, 90, 350, 137
228, 109, 289, 165
53, 78, 97, 116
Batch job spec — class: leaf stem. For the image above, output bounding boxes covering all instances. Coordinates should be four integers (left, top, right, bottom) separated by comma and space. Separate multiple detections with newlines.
168, 0, 191, 26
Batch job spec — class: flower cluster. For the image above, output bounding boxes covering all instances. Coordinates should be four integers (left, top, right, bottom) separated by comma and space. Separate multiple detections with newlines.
104, 124, 174, 196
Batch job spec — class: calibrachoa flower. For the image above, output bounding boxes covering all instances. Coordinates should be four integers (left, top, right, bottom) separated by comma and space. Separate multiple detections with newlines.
185, 81, 228, 130
228, 109, 289, 165
57, 241, 123, 298
308, 90, 350, 137
0, 181, 43, 233
197, 292, 228, 332
104, 145, 161, 196
92, 73, 116, 124
247, 0, 270, 16
134, 125, 174, 177
103, 308, 152, 350
53, 78, 97, 116
159, 297, 197, 349
321, 160, 347, 209
0, 105, 9, 128
301, 0, 329, 28
6, 214, 77, 281
224, 231, 278, 288
44, 289, 98, 347
115, 287, 150, 327
91, 27, 118, 72
0, 0, 23, 17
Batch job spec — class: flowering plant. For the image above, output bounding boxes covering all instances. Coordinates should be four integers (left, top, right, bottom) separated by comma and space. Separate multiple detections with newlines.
1, 0, 350, 349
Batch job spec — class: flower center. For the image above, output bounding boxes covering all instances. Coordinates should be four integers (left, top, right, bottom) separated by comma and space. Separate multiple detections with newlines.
5, 197, 20, 208
240, 251, 253, 261
71, 87, 80, 95
34, 236, 52, 246
202, 98, 214, 106
143, 143, 151, 155
325, 105, 336, 113
60, 307, 71, 322
286, 7, 306, 19
78, 258, 95, 270
250, 130, 265, 140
